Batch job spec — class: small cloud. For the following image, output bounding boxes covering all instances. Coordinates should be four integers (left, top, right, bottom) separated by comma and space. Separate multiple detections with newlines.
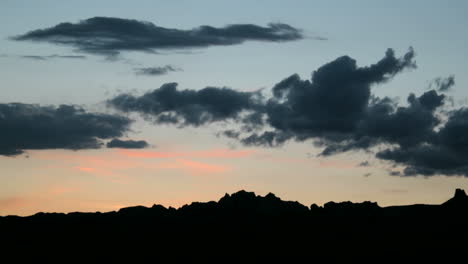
133, 65, 181, 76
20, 54, 86, 61
106, 139, 149, 149
21, 55, 47, 60
48, 54, 86, 59
429, 75, 455, 92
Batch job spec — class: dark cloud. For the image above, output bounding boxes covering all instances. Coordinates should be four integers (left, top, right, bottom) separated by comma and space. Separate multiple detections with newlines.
238, 48, 416, 148
388, 171, 402, 176
326, 90, 444, 152
239, 131, 292, 147
0, 103, 133, 156
20, 54, 86, 60
220, 130, 241, 139
317, 88, 468, 177
11, 17, 306, 57
106, 47, 468, 177
230, 48, 468, 177
108, 82, 263, 126
430, 75, 455, 92
377, 108, 468, 176
106, 139, 149, 149
134, 65, 180, 76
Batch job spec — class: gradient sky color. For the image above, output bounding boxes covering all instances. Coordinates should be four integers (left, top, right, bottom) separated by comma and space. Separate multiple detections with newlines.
1, 0, 468, 215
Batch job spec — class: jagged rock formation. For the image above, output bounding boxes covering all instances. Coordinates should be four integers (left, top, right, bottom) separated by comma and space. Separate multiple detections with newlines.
1, 189, 467, 251
2, 189, 467, 222
443, 188, 468, 207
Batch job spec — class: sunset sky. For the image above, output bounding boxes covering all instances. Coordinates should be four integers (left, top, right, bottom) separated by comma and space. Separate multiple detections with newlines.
2, 0, 468, 216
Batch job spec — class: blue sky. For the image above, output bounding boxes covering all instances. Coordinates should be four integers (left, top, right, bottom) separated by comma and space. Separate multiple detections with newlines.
2, 0, 467, 105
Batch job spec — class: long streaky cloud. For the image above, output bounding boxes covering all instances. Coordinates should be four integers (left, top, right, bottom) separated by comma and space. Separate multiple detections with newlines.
11, 17, 307, 56
21, 54, 86, 60
0, 54, 87, 60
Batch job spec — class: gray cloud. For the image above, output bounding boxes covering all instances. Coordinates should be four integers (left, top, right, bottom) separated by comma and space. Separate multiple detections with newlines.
108, 82, 263, 126
20, 54, 86, 60
430, 75, 455, 92
377, 108, 468, 176
0, 103, 134, 156
11, 17, 306, 57
388, 171, 402, 176
319, 90, 444, 156
21, 55, 47, 61
134, 65, 180, 76
106, 47, 468, 177
239, 48, 417, 148
106, 139, 149, 149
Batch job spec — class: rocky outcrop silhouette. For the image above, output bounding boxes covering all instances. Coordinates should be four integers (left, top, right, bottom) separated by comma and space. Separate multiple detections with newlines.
443, 188, 468, 207
2, 189, 467, 223
1, 189, 467, 252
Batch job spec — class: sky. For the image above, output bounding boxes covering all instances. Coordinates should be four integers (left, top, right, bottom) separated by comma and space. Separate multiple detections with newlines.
1, 0, 468, 216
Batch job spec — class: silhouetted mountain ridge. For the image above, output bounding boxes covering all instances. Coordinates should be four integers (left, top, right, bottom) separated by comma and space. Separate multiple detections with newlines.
2, 189, 468, 253
2, 188, 467, 220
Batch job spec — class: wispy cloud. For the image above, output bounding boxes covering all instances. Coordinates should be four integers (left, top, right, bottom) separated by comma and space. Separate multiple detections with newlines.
0, 54, 87, 60
20, 54, 86, 60
134, 65, 181, 76
429, 75, 455, 92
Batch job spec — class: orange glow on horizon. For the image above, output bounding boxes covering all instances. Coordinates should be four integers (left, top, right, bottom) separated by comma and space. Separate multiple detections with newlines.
177, 159, 229, 174
116, 148, 255, 159
76, 166, 95, 172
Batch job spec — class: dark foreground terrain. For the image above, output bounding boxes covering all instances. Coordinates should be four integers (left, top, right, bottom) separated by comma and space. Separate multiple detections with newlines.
2, 189, 468, 254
